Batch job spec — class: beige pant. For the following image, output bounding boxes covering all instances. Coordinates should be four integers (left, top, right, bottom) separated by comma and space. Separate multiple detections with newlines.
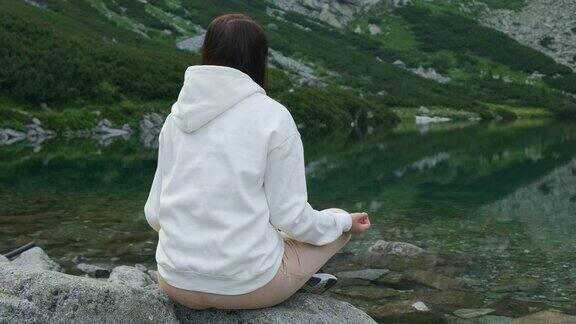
158, 213, 351, 310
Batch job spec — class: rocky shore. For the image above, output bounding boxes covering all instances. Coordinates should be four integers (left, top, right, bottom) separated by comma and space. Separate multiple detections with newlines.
0, 114, 162, 149
322, 240, 576, 323
3, 241, 575, 323
0, 247, 375, 323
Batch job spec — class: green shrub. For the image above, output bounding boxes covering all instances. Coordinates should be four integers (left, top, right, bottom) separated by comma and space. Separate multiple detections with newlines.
37, 109, 97, 132
266, 68, 292, 95
397, 7, 571, 76
494, 108, 518, 121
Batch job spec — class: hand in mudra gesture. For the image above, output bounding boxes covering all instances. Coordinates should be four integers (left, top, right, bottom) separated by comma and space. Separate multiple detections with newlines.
349, 212, 371, 235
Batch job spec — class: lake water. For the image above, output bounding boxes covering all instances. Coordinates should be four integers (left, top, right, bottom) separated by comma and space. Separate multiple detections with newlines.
1, 119, 575, 315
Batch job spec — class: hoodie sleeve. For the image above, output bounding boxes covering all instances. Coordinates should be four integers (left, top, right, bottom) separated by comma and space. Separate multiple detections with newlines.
264, 133, 352, 246
144, 133, 164, 232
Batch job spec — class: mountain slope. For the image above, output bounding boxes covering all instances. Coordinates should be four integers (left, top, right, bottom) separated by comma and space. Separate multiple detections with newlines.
1, 0, 575, 133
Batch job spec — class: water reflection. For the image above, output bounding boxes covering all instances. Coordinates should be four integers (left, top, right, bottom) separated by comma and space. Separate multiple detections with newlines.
1, 119, 576, 307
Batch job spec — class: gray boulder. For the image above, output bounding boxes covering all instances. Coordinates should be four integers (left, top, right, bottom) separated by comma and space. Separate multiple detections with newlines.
0, 264, 376, 323
108, 265, 154, 288
0, 264, 176, 323
76, 263, 111, 278
364, 240, 477, 273
10, 247, 61, 272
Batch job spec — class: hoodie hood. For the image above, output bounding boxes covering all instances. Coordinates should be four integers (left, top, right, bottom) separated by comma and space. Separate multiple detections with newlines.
172, 65, 266, 133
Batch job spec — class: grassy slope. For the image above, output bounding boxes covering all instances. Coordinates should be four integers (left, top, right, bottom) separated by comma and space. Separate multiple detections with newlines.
350, 2, 576, 116
1, 0, 576, 132
0, 1, 400, 131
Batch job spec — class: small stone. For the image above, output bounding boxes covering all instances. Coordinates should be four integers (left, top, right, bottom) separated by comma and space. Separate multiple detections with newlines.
375, 271, 409, 288
487, 298, 546, 318
0, 255, 8, 263
147, 270, 158, 284
370, 300, 442, 322
73, 255, 89, 264
336, 269, 390, 281
99, 119, 112, 128
109, 266, 154, 288
476, 315, 513, 324
77, 263, 111, 278
369, 240, 425, 257
512, 310, 576, 323
408, 290, 484, 312
418, 106, 430, 114
149, 113, 164, 125
10, 247, 61, 272
403, 270, 463, 290
491, 277, 542, 293
453, 308, 495, 319
412, 301, 429, 311
31, 118, 42, 125
332, 286, 400, 300
134, 263, 147, 272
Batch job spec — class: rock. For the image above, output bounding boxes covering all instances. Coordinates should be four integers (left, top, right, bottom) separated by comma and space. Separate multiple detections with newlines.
393, 60, 407, 69
272, 0, 410, 28
369, 300, 443, 322
335, 268, 390, 285
134, 263, 147, 272
491, 277, 542, 293
367, 23, 381, 35
483, 0, 576, 72
73, 255, 90, 264
176, 293, 376, 323
149, 113, 164, 125
453, 308, 496, 319
418, 106, 431, 114
177, 33, 206, 53
375, 271, 410, 288
408, 66, 451, 83
332, 286, 400, 300
270, 49, 326, 86
139, 113, 165, 149
408, 290, 484, 312
0, 255, 8, 263
92, 119, 131, 136
148, 270, 158, 283
415, 116, 452, 124
487, 298, 547, 318
0, 265, 376, 323
108, 265, 154, 288
367, 241, 425, 257
0, 128, 26, 146
512, 310, 576, 323
10, 247, 61, 272
77, 263, 111, 278
337, 268, 390, 281
403, 270, 463, 291
364, 240, 434, 271
476, 315, 513, 324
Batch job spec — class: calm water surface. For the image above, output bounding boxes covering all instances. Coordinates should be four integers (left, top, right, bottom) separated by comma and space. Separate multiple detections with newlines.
1, 119, 575, 309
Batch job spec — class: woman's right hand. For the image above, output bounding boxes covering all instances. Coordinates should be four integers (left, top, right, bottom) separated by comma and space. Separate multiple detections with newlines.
349, 212, 371, 235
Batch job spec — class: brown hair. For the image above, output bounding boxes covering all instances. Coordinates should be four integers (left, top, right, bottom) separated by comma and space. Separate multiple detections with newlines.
202, 14, 268, 88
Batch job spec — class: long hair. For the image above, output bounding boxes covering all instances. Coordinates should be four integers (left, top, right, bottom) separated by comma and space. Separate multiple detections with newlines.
202, 14, 268, 88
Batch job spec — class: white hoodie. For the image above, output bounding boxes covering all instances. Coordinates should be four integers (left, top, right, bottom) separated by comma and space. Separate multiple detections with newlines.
144, 65, 352, 295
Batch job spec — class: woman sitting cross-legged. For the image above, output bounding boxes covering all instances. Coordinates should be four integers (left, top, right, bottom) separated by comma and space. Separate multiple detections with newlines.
144, 13, 371, 310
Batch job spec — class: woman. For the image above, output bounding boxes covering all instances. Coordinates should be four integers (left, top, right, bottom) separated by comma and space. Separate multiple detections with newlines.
145, 13, 371, 310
